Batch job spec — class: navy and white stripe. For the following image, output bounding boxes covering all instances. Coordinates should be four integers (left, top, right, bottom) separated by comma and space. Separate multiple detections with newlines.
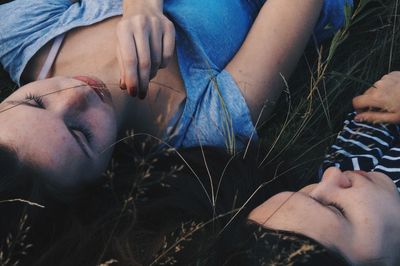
322, 112, 400, 191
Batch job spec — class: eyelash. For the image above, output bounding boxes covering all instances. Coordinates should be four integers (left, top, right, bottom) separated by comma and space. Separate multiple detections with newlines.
327, 201, 346, 217
25, 93, 93, 143
26, 93, 45, 108
70, 125, 94, 144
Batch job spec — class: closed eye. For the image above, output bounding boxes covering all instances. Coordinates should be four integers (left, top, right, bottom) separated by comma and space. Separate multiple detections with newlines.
24, 93, 94, 145
309, 195, 347, 218
24, 93, 93, 150
25, 93, 45, 109
326, 201, 346, 218
68, 127, 92, 158
3, 93, 46, 110
22, 94, 93, 154
69, 124, 93, 145
5, 92, 94, 158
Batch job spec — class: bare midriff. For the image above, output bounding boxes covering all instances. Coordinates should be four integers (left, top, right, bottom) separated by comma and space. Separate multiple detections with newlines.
23, 16, 186, 138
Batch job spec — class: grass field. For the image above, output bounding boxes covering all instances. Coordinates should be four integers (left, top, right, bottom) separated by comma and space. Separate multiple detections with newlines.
0, 0, 399, 264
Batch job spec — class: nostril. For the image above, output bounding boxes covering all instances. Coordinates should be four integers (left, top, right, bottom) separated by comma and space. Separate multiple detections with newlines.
339, 174, 352, 188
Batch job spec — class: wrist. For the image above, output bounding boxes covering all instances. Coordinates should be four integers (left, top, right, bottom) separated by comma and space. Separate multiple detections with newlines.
123, 0, 163, 12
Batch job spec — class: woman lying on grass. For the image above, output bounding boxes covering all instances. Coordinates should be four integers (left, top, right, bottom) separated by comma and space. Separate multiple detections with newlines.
136, 73, 400, 265
0, 0, 351, 195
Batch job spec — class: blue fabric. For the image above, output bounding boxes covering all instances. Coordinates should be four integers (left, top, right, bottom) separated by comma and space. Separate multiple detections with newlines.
163, 0, 353, 151
315, 0, 353, 41
0, 0, 352, 151
163, 0, 261, 152
164, 70, 256, 153
0, 0, 122, 86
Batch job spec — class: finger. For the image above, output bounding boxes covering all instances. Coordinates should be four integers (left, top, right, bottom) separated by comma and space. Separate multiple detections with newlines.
134, 31, 151, 99
387, 71, 400, 79
372, 78, 395, 90
149, 24, 162, 79
354, 111, 400, 124
116, 24, 139, 96
363, 86, 377, 95
381, 72, 400, 82
160, 21, 175, 68
352, 94, 385, 111
116, 47, 127, 90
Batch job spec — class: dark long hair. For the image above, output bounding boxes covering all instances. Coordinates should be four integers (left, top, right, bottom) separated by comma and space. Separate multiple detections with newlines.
0, 144, 349, 265
131, 146, 350, 265
219, 222, 350, 266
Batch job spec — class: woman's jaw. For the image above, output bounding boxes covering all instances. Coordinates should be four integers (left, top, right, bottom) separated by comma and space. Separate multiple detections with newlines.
248, 167, 400, 265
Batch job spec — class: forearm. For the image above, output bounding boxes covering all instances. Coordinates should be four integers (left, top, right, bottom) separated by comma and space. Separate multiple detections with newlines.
225, 0, 323, 120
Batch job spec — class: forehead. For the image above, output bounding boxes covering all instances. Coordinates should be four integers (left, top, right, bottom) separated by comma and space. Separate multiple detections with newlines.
249, 191, 346, 247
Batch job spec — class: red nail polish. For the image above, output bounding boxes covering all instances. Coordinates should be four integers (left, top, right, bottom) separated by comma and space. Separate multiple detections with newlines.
129, 86, 137, 97
119, 79, 127, 90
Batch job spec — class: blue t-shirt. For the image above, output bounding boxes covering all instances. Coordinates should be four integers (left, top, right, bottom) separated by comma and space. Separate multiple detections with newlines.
0, 0, 352, 151
0, 0, 352, 85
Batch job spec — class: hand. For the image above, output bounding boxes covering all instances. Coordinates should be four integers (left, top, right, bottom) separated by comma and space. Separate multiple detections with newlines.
117, 0, 175, 98
353, 71, 400, 124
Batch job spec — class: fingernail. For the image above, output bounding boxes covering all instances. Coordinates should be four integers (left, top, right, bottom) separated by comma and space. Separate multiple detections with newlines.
139, 87, 148, 99
120, 80, 127, 90
129, 86, 137, 97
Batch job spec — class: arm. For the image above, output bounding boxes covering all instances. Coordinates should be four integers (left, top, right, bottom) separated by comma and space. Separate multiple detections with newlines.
117, 0, 175, 98
323, 72, 400, 172
225, 0, 323, 121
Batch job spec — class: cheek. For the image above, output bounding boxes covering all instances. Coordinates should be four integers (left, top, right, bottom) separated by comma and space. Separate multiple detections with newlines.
94, 109, 117, 138
42, 142, 80, 173
97, 120, 117, 150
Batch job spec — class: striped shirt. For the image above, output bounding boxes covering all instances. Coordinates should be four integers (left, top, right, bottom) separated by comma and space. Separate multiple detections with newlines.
321, 112, 400, 191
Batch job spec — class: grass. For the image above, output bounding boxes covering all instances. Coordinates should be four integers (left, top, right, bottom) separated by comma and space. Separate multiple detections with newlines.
0, 0, 399, 264
256, 0, 400, 189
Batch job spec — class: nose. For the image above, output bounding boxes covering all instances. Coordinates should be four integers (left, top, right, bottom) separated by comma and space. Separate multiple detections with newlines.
310, 167, 352, 198
322, 167, 352, 188
53, 84, 93, 115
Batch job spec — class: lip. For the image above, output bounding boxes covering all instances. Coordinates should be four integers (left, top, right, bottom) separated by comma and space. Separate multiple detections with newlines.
72, 76, 112, 103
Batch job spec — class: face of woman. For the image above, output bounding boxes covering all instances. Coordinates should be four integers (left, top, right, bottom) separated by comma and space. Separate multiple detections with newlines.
0, 76, 117, 194
248, 167, 400, 265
